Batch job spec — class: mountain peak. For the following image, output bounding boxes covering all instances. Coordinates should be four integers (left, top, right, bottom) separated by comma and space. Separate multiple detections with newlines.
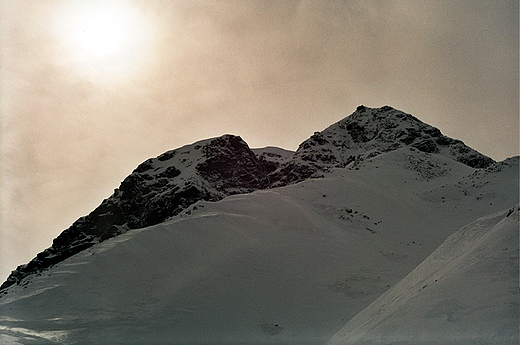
0, 106, 495, 291
0, 134, 276, 291
294, 105, 493, 169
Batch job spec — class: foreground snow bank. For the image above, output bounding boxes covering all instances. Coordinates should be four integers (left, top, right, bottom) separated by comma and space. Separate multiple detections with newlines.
328, 205, 519, 345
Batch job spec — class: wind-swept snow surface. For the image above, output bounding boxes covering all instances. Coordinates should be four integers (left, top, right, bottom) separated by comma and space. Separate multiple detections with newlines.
0, 149, 517, 344
0, 107, 517, 344
328, 205, 519, 345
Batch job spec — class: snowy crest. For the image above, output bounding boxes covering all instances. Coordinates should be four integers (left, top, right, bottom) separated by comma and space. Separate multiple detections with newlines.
296, 105, 493, 169
0, 134, 278, 291
266, 106, 494, 187
0, 106, 497, 291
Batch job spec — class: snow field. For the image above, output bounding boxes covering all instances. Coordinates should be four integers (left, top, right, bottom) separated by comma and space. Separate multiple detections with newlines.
328, 206, 519, 345
0, 149, 517, 344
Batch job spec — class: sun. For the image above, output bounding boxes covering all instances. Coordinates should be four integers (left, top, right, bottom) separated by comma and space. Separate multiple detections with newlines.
55, 1, 156, 81
78, 9, 127, 58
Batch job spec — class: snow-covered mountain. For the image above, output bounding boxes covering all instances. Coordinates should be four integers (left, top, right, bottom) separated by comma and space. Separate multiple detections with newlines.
0, 106, 517, 344
265, 105, 493, 186
0, 134, 280, 291
3, 105, 492, 292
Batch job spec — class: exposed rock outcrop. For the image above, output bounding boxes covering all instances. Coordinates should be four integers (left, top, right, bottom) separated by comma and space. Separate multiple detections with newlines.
268, 105, 494, 186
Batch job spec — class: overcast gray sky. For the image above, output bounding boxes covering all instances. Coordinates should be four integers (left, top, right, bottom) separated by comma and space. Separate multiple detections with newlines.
1, 0, 518, 281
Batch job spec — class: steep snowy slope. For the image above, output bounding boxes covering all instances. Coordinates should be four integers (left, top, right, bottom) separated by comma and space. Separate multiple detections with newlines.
0, 148, 517, 344
328, 205, 519, 345
1, 106, 495, 291
0, 135, 278, 291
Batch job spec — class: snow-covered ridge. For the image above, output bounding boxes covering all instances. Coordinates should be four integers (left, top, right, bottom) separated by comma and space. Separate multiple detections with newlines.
252, 146, 294, 166
0, 106, 498, 291
1, 134, 277, 291
0, 116, 517, 343
328, 205, 519, 344
268, 106, 494, 187
311, 105, 494, 168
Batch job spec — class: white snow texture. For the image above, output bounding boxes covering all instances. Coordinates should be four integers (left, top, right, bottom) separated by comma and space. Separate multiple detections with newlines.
0, 107, 518, 344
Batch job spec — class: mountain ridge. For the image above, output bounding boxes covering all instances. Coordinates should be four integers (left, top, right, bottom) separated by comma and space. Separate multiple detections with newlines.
268, 105, 494, 187
0, 111, 517, 343
0, 105, 496, 291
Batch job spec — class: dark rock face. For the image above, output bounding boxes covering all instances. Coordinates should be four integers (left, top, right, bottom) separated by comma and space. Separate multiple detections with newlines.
266, 160, 321, 187
267, 106, 494, 186
196, 135, 271, 192
0, 106, 496, 292
0, 135, 275, 291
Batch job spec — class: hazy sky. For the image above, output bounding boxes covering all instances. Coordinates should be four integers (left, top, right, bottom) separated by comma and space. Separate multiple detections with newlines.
1, 0, 518, 281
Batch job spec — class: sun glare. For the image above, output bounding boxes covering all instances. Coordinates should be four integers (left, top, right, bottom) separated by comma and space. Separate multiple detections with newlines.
79, 9, 126, 58
55, 1, 156, 82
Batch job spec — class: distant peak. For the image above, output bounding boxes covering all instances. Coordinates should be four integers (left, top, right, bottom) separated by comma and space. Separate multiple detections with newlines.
294, 106, 494, 169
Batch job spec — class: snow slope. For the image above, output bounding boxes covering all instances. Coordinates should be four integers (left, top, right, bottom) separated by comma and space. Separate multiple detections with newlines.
0, 148, 517, 344
0, 135, 281, 291
328, 205, 519, 345
1, 106, 496, 291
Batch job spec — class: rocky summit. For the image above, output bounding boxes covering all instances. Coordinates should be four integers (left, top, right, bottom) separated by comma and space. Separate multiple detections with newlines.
268, 105, 493, 186
0, 106, 495, 291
